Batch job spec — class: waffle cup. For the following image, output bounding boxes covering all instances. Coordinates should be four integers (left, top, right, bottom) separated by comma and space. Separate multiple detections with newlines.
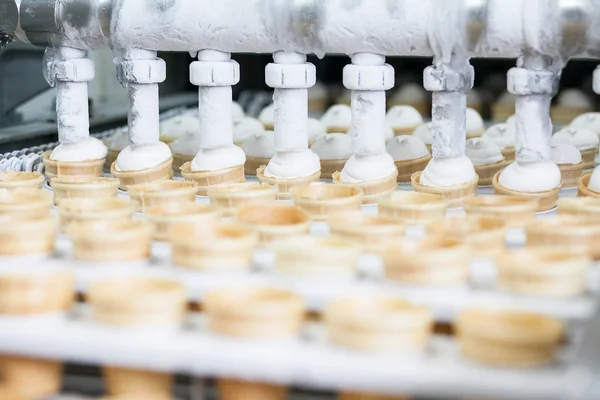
290, 183, 363, 220
474, 160, 510, 186
42, 152, 104, 185
501, 146, 516, 161
378, 192, 448, 225
68, 219, 153, 263
159, 135, 177, 145
395, 154, 431, 183
326, 126, 350, 134
327, 211, 405, 253
0, 356, 62, 399
324, 296, 433, 352
244, 156, 271, 176
320, 159, 348, 179
492, 170, 561, 211
580, 148, 598, 170
550, 105, 592, 125
171, 222, 257, 271
0, 215, 56, 256
58, 197, 134, 233
257, 165, 321, 200
218, 379, 287, 400
463, 196, 538, 228
235, 203, 310, 245
380, 237, 471, 285
426, 215, 507, 258
466, 129, 485, 139
144, 202, 220, 241
0, 171, 44, 191
456, 309, 564, 367
128, 180, 198, 212
104, 367, 173, 397
496, 247, 589, 297
558, 162, 583, 188
110, 158, 173, 191
104, 148, 120, 170
180, 162, 245, 196
0, 190, 52, 220
491, 103, 514, 122
525, 215, 600, 260
339, 393, 410, 400
577, 172, 600, 198
172, 152, 194, 173
51, 176, 119, 205
207, 183, 277, 217
0, 386, 26, 400
558, 197, 600, 217
332, 170, 399, 205
273, 235, 362, 279
411, 172, 478, 208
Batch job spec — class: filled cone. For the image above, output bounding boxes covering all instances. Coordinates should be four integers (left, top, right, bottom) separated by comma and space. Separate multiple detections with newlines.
58, 197, 134, 233
395, 154, 430, 183
43, 152, 104, 185
218, 379, 287, 400
456, 309, 563, 367
180, 162, 245, 196
244, 156, 271, 176
320, 159, 348, 180
208, 182, 277, 217
474, 160, 510, 186
558, 197, 600, 217
128, 180, 198, 212
557, 162, 583, 188
110, 158, 173, 191
378, 192, 447, 225
463, 196, 537, 228
577, 172, 600, 198
290, 183, 363, 221
580, 148, 598, 171
501, 146, 516, 161
0, 171, 44, 191
235, 203, 310, 245
144, 202, 220, 241
0, 356, 62, 399
104, 367, 173, 397
332, 170, 398, 204
51, 176, 119, 205
172, 152, 194, 173
257, 165, 321, 200
492, 170, 561, 211
0, 190, 52, 220
0, 215, 56, 256
327, 211, 405, 253
411, 172, 478, 208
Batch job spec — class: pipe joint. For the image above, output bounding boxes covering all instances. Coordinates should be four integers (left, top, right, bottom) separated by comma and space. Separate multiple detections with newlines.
190, 59, 239, 87
507, 67, 558, 96
423, 63, 474, 93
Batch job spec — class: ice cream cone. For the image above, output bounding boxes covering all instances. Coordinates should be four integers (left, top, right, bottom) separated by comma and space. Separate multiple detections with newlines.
257, 165, 321, 200
244, 156, 271, 176
580, 148, 598, 170
104, 367, 172, 397
525, 215, 600, 260
110, 158, 173, 191
290, 183, 363, 220
551, 105, 592, 125
377, 192, 448, 225
58, 197, 135, 233
68, 219, 153, 263
172, 152, 194, 173
474, 160, 510, 186
0, 172, 44, 191
411, 172, 478, 208
207, 183, 277, 217
171, 222, 257, 271
324, 296, 432, 352
558, 197, 600, 217
380, 236, 471, 285
557, 162, 583, 188
319, 159, 348, 180
332, 170, 399, 205
326, 126, 350, 134
339, 393, 410, 400
456, 309, 563, 367
0, 215, 56, 256
426, 215, 507, 258
501, 146, 516, 161
492, 171, 561, 211
51, 176, 119, 205
235, 203, 310, 245
327, 211, 405, 253
272, 235, 362, 279
180, 162, 245, 196
395, 154, 431, 183
0, 356, 62, 399
43, 152, 104, 185
144, 202, 220, 241
491, 103, 514, 122
128, 180, 198, 212
463, 196, 538, 228
497, 247, 589, 297
104, 148, 120, 170
0, 190, 52, 219
218, 379, 287, 400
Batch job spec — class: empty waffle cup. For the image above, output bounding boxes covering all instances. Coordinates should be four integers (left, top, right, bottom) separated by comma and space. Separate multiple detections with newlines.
327, 211, 405, 253
103, 368, 173, 398
110, 158, 173, 191
324, 296, 433, 352
395, 154, 431, 183
257, 165, 321, 200
0, 356, 62, 399
68, 219, 153, 263
144, 202, 220, 241
426, 215, 507, 258
493, 170, 562, 211
558, 162, 583, 188
244, 156, 271, 176
380, 237, 471, 285
180, 162, 245, 196
377, 192, 448, 225
0, 215, 56, 256
577, 172, 600, 198
497, 247, 590, 297
0, 171, 44, 191
0, 190, 52, 220
474, 160, 510, 186
320, 158, 348, 179
58, 197, 135, 233
456, 309, 564, 367
207, 182, 277, 217
463, 196, 538, 228
332, 170, 398, 204
290, 183, 363, 220
558, 197, 600, 217
272, 235, 362, 279
51, 176, 119, 205
551, 105, 591, 125
525, 215, 600, 260
43, 152, 104, 185
128, 180, 198, 212
171, 222, 257, 271
411, 172, 478, 208
235, 203, 310, 245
